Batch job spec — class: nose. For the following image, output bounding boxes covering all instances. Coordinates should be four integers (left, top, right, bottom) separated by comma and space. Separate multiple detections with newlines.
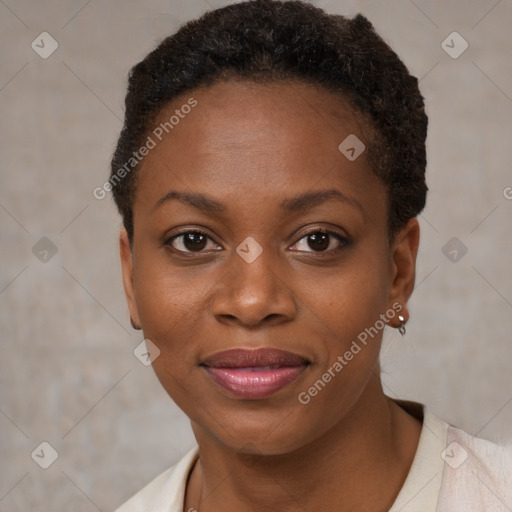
210, 242, 297, 328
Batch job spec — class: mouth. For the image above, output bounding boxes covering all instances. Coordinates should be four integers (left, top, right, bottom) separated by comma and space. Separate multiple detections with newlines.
201, 348, 310, 400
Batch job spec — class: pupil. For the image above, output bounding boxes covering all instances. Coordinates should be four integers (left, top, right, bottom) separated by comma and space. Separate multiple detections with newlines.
308, 232, 329, 251
184, 233, 206, 251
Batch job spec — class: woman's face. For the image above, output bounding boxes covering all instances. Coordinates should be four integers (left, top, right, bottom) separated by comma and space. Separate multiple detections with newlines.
120, 80, 418, 454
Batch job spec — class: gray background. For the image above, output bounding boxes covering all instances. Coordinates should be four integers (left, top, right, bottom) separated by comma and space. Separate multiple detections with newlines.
1, 0, 511, 510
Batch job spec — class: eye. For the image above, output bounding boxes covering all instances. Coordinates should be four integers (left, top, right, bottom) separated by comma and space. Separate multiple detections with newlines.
290, 229, 348, 253
165, 230, 221, 253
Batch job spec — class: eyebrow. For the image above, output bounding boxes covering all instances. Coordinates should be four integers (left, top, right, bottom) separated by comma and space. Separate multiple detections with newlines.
280, 189, 364, 218
153, 188, 364, 218
153, 190, 226, 213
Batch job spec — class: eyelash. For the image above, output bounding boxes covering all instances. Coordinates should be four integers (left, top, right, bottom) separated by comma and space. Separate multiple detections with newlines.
164, 228, 349, 256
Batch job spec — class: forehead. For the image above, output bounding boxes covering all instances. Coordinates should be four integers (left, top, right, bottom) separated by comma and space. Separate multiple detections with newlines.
134, 80, 384, 221
154, 79, 365, 158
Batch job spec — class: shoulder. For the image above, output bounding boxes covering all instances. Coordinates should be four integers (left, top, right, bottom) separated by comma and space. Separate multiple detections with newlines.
437, 424, 512, 511
389, 399, 512, 512
114, 446, 199, 512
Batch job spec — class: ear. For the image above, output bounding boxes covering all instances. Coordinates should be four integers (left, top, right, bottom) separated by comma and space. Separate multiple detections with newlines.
120, 228, 141, 329
387, 218, 420, 327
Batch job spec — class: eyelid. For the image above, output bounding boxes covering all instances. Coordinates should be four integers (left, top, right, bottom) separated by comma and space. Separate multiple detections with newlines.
294, 226, 347, 240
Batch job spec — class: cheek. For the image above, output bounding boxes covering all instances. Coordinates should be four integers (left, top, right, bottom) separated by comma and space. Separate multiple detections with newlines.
291, 266, 391, 436
300, 249, 390, 346
133, 261, 207, 414
293, 246, 390, 401
132, 251, 209, 364
133, 241, 207, 317
299, 283, 385, 396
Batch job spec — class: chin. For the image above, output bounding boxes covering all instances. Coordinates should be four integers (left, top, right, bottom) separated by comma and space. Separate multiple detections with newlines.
193, 404, 326, 456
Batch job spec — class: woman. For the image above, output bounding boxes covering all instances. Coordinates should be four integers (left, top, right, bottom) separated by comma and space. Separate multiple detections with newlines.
110, 1, 511, 510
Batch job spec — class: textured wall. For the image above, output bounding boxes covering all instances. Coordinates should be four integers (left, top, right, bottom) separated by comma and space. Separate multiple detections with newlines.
1, 0, 511, 510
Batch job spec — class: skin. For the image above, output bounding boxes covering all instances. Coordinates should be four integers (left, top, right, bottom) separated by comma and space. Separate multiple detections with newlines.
120, 80, 422, 512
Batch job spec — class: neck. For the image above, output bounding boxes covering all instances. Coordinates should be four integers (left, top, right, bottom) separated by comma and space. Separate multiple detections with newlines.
185, 377, 422, 512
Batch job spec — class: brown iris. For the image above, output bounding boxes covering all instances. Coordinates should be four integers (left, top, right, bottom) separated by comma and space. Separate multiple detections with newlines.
307, 232, 330, 251
183, 232, 208, 251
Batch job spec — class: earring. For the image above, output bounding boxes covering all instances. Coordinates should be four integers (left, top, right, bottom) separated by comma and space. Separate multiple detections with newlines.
398, 315, 406, 336
130, 318, 141, 330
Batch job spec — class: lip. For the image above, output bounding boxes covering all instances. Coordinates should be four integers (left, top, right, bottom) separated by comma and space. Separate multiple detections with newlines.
201, 348, 309, 399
